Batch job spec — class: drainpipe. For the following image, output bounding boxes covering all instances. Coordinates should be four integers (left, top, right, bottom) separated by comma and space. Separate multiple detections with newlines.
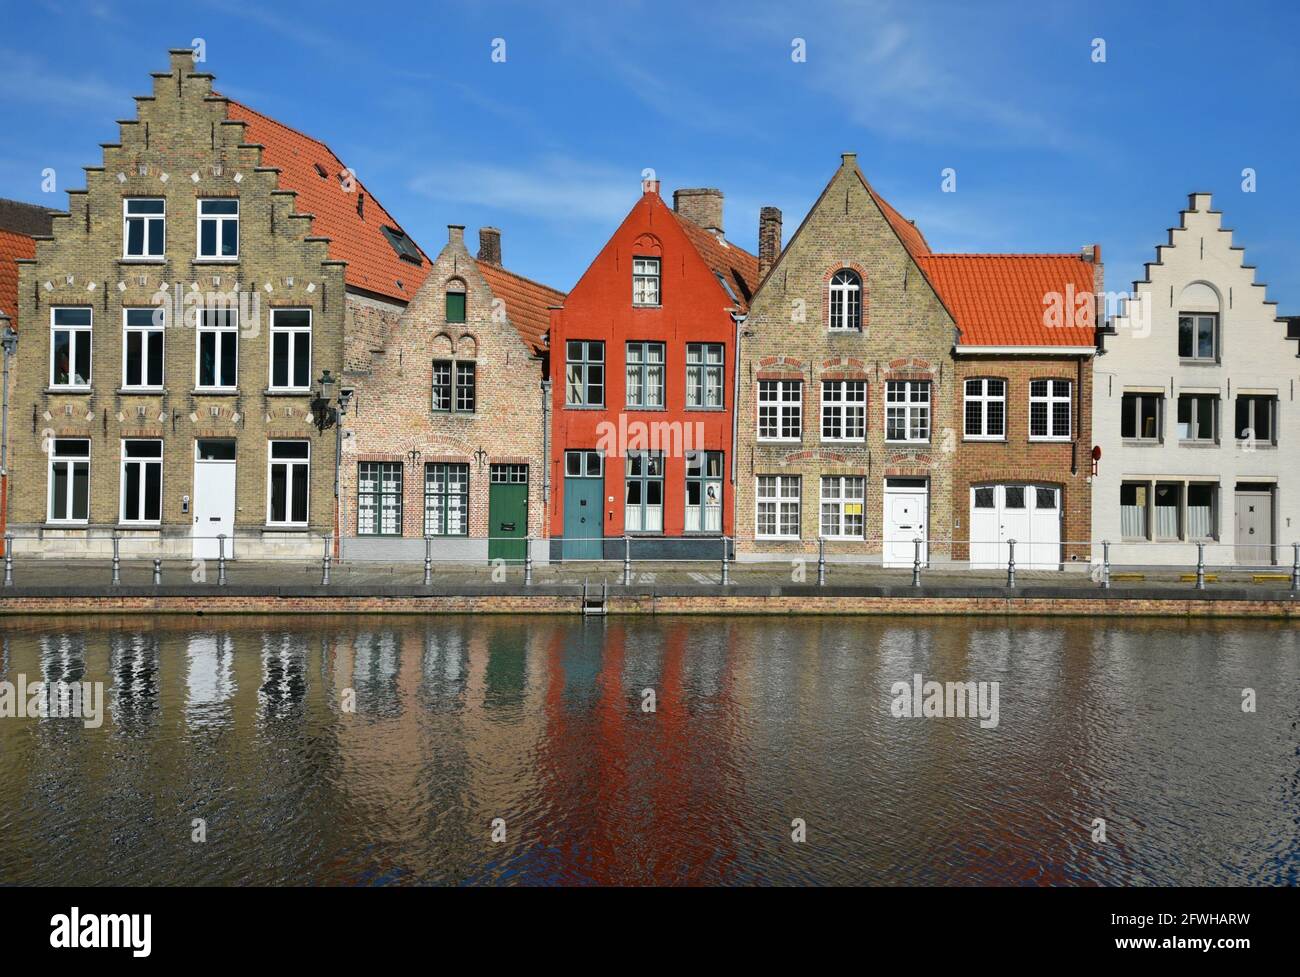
0, 317, 15, 557
729, 312, 746, 539
541, 376, 552, 514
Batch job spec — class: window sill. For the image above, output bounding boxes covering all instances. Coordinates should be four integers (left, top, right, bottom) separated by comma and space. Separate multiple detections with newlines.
884, 440, 930, 446
118, 387, 167, 395
44, 386, 93, 394
119, 257, 167, 265
193, 257, 240, 264
264, 388, 312, 397
758, 438, 803, 444
684, 406, 726, 413
625, 405, 667, 412
963, 436, 1007, 443
192, 388, 239, 396
116, 524, 162, 532
1028, 437, 1072, 443
821, 438, 868, 445
41, 522, 90, 529
756, 536, 801, 542
262, 525, 310, 533
1177, 440, 1219, 448
1122, 439, 1163, 447
1177, 358, 1219, 366
1235, 442, 1277, 449
564, 404, 608, 411
631, 303, 662, 310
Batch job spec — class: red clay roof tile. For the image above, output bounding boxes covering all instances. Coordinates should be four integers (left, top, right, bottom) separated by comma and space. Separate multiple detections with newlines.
476, 260, 565, 356
670, 210, 759, 311
0, 228, 36, 331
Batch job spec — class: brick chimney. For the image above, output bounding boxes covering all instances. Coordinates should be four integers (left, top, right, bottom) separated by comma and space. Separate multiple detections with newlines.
448, 224, 465, 247
673, 188, 724, 235
759, 206, 782, 280
478, 227, 502, 265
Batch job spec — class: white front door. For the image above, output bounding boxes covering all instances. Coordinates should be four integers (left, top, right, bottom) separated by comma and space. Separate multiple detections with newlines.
883, 478, 928, 567
969, 484, 1060, 569
193, 441, 237, 561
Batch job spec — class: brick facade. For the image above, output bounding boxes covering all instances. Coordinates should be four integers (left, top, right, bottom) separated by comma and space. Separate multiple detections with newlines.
735, 154, 957, 559
9, 49, 346, 558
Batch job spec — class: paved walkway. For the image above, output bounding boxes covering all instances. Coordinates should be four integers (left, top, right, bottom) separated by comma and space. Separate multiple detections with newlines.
2, 556, 1295, 595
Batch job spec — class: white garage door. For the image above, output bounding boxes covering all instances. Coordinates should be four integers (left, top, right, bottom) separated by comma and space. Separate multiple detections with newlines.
970, 484, 1060, 569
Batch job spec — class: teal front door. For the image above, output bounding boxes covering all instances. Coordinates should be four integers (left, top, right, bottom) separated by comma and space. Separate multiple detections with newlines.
563, 476, 604, 561
488, 464, 529, 563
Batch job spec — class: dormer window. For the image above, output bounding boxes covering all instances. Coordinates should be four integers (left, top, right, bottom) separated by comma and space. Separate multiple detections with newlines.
445, 281, 467, 323
633, 257, 660, 306
829, 269, 862, 331
381, 225, 423, 265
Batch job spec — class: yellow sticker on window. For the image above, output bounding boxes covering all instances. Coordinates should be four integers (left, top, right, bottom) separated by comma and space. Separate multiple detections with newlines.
844, 503, 862, 516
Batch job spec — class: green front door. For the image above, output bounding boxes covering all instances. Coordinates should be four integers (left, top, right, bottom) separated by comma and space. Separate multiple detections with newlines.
488, 464, 528, 563
563, 477, 604, 560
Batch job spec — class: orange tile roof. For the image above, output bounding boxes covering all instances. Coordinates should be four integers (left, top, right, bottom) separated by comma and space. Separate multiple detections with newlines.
670, 211, 759, 311
0, 228, 36, 331
476, 260, 565, 356
224, 100, 430, 304
918, 253, 1097, 347
869, 187, 930, 259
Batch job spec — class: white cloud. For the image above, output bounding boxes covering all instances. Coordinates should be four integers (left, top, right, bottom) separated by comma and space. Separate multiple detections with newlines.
410, 156, 639, 223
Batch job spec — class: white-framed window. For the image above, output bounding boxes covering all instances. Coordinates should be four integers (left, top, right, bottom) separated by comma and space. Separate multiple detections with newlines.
685, 450, 723, 533
197, 198, 239, 259
267, 440, 310, 526
123, 198, 165, 258
756, 475, 801, 539
1122, 391, 1163, 441
120, 439, 163, 524
1235, 395, 1277, 446
48, 438, 90, 524
1178, 313, 1217, 361
820, 476, 865, 539
757, 379, 802, 441
50, 307, 92, 388
270, 309, 312, 391
821, 379, 866, 441
432, 360, 476, 413
1176, 394, 1216, 442
828, 269, 862, 331
885, 380, 930, 442
122, 308, 164, 389
196, 308, 238, 390
565, 341, 605, 407
1029, 379, 1071, 440
358, 461, 403, 536
686, 343, 724, 409
964, 378, 1005, 439
625, 451, 664, 532
625, 341, 665, 408
565, 449, 604, 478
425, 462, 469, 536
632, 257, 660, 306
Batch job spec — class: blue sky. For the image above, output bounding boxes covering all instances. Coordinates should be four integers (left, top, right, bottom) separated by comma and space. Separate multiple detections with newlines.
3, 0, 1299, 311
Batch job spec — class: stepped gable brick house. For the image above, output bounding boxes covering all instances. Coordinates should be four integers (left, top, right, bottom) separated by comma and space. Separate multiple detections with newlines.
737, 152, 1097, 569
340, 224, 564, 564
547, 179, 758, 560
1093, 192, 1298, 567
8, 49, 426, 558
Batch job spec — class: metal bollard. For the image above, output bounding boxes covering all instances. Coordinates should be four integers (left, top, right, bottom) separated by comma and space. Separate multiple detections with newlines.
912, 537, 922, 587
1292, 542, 1300, 596
524, 535, 534, 587
1006, 539, 1017, 588
423, 535, 433, 586
322, 533, 332, 586
3, 533, 12, 587
111, 532, 121, 586
1195, 541, 1205, 591
1100, 540, 1111, 589
153, 557, 162, 586
623, 535, 632, 586
720, 536, 731, 586
817, 536, 827, 586
217, 534, 227, 586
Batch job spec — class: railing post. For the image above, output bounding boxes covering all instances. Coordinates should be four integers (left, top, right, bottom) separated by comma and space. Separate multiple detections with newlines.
623, 535, 632, 586
217, 534, 227, 586
153, 557, 162, 586
720, 536, 731, 586
1291, 542, 1300, 596
111, 531, 121, 586
524, 534, 534, 587
3, 533, 12, 587
1101, 540, 1111, 590
1195, 542, 1205, 591
1006, 538, 1017, 589
423, 535, 433, 586
322, 533, 332, 586
817, 536, 826, 586
912, 537, 922, 588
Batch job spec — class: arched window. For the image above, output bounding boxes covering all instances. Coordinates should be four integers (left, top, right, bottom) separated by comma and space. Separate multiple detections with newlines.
829, 269, 862, 331
445, 278, 467, 324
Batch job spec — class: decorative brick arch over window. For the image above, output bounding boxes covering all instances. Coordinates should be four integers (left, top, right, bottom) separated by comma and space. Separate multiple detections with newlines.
631, 233, 663, 257
823, 263, 868, 332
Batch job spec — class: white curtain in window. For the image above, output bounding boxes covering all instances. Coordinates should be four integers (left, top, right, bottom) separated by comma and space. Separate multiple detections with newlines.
1187, 500, 1213, 538
1121, 503, 1146, 539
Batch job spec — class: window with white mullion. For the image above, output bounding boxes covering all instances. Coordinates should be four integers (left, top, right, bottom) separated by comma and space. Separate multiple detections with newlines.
820, 476, 865, 539
120, 439, 163, 524
48, 439, 91, 524
50, 308, 92, 388
632, 257, 660, 306
756, 475, 801, 539
885, 380, 930, 442
123, 198, 165, 258
197, 198, 239, 259
123, 308, 164, 389
1029, 379, 1072, 440
828, 270, 862, 331
758, 380, 802, 441
963, 378, 1005, 439
197, 308, 238, 390
270, 309, 312, 391
821, 380, 866, 441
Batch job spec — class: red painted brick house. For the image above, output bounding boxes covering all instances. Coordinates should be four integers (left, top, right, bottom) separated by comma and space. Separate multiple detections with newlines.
548, 181, 758, 559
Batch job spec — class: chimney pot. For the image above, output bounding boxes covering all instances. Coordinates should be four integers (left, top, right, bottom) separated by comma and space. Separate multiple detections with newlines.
759, 206, 783, 281
478, 227, 502, 265
642, 176, 660, 196
673, 187, 724, 235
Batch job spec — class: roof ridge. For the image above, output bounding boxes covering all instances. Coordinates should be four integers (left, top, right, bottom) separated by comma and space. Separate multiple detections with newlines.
669, 210, 758, 261
923, 252, 1088, 259
222, 96, 333, 154
475, 259, 564, 298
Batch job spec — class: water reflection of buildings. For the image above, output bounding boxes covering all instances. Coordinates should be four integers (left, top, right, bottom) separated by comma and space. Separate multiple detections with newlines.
185, 635, 236, 728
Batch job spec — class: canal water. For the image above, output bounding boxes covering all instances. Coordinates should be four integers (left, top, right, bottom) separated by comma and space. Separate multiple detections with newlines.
0, 615, 1296, 886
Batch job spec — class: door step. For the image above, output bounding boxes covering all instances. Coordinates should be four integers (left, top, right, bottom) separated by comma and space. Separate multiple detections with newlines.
581, 578, 608, 615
